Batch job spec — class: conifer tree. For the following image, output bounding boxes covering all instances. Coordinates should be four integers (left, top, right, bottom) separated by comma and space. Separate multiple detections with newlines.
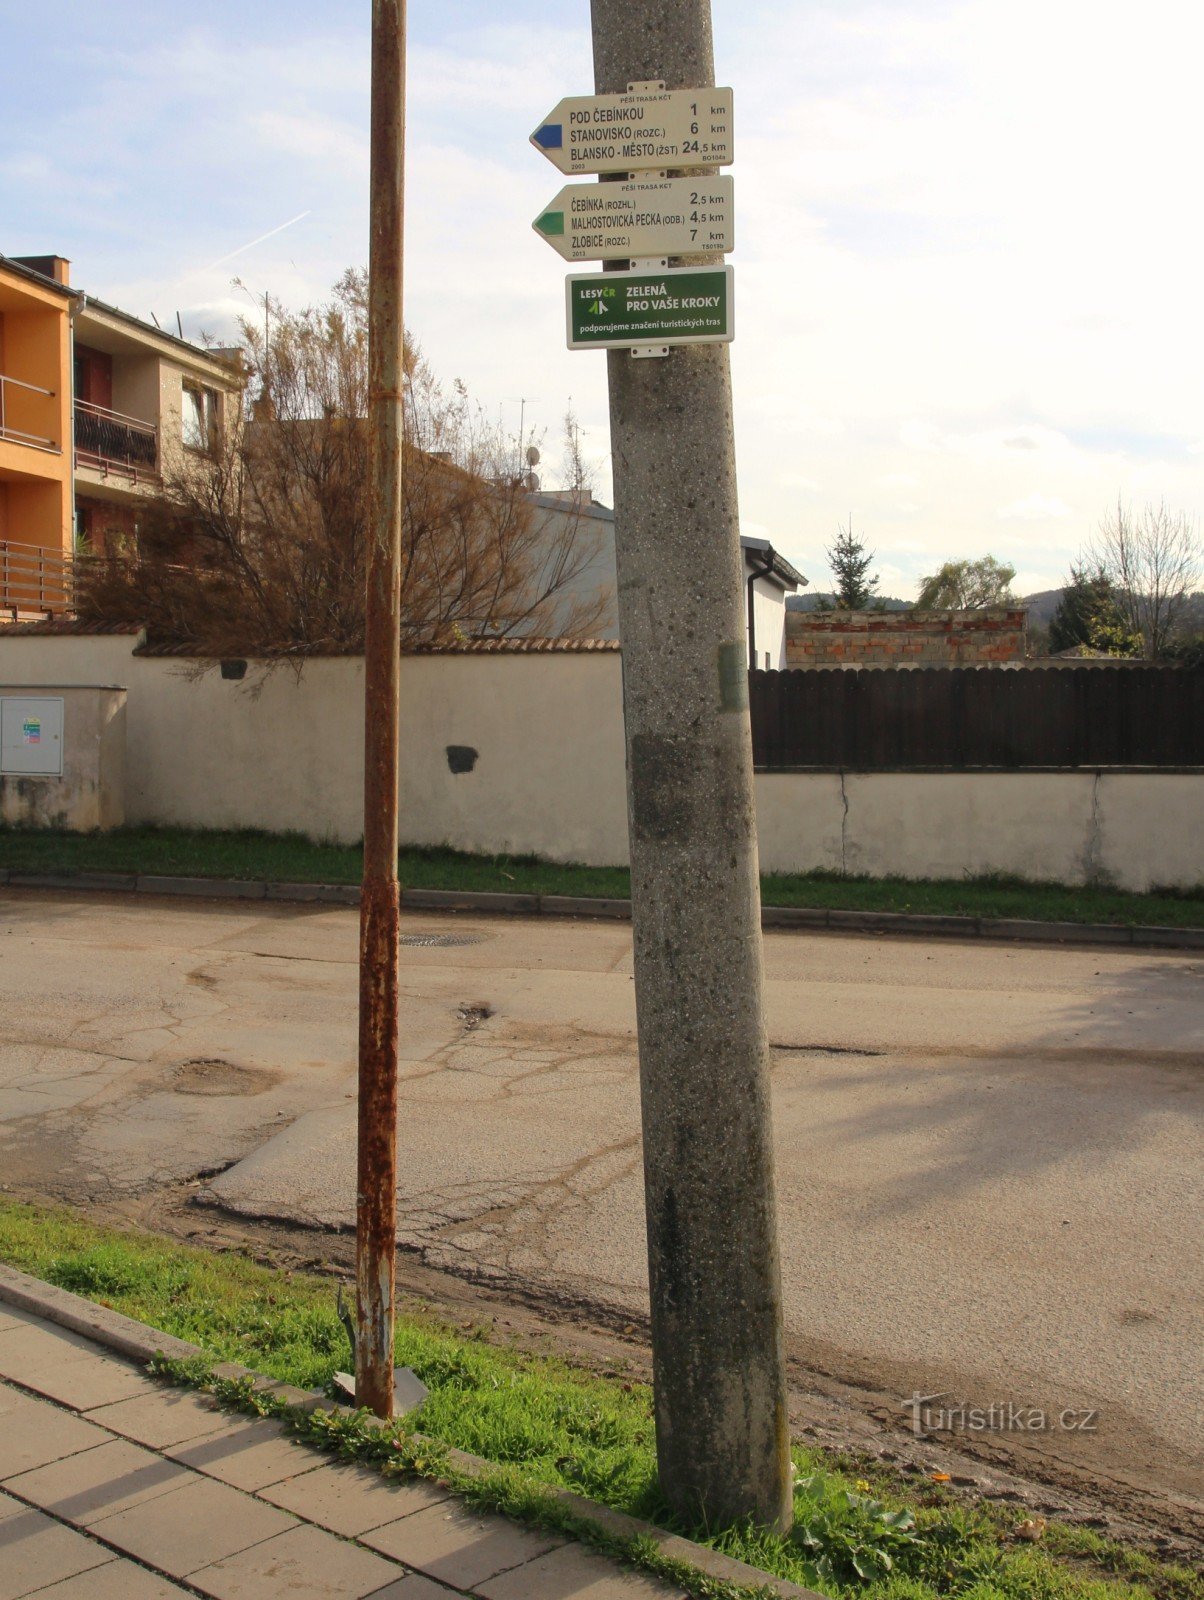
826, 519, 877, 610
1049, 565, 1142, 656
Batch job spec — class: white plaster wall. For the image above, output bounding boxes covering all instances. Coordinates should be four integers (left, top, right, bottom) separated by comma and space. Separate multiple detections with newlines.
128, 657, 365, 840
0, 635, 1200, 890
1096, 776, 1204, 893
397, 655, 628, 862
110, 357, 160, 433
750, 578, 787, 669
754, 772, 1202, 891
0, 639, 630, 858
0, 635, 136, 688
845, 772, 1100, 885
754, 773, 845, 875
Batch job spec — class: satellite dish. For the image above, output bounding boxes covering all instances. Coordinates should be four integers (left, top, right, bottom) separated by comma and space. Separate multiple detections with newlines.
526, 445, 541, 467
524, 470, 541, 491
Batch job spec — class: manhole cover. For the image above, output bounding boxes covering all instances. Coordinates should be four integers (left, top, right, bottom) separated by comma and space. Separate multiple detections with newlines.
399, 933, 485, 948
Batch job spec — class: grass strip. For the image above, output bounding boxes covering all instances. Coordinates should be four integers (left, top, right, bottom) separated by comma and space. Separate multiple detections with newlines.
2, 824, 1201, 927
0, 1201, 1197, 1600
151, 1360, 781, 1600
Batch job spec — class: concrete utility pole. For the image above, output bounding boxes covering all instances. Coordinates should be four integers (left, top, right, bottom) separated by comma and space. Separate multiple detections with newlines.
590, 0, 793, 1535
357, 0, 406, 1420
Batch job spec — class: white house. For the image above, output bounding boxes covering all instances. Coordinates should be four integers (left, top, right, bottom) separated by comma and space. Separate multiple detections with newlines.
523, 491, 806, 665
740, 536, 806, 669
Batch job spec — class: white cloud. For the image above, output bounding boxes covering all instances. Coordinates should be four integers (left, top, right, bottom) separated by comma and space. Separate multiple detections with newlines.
996, 494, 1072, 522
4, 0, 1200, 600
249, 112, 367, 175
899, 422, 1075, 464
777, 472, 822, 492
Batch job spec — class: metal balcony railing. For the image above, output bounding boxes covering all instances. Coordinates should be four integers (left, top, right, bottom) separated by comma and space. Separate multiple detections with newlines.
0, 372, 58, 451
74, 400, 158, 481
0, 539, 75, 619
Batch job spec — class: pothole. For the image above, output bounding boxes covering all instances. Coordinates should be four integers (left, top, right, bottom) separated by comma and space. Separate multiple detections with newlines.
456, 1002, 494, 1030
170, 1058, 279, 1097
400, 932, 487, 948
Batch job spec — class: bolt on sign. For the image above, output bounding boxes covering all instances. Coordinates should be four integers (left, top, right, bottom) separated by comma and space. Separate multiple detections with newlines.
533, 176, 734, 262
566, 267, 733, 350
531, 86, 733, 175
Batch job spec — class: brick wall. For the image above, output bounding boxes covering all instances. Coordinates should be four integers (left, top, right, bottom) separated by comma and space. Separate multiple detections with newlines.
785, 608, 1027, 666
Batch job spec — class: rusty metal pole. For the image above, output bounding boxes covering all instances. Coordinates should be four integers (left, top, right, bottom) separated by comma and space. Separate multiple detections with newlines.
356, 0, 406, 1420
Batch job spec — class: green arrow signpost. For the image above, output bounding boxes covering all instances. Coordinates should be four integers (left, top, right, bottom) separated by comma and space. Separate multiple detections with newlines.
566, 266, 733, 350
533, 175, 734, 263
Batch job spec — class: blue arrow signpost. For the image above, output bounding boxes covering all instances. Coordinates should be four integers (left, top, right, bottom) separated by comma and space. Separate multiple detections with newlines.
530, 86, 733, 175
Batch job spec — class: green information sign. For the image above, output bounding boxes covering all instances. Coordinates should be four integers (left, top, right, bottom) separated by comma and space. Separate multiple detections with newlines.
565, 265, 734, 350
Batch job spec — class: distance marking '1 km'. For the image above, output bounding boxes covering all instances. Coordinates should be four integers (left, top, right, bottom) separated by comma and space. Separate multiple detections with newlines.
566, 266, 734, 351
533, 176, 733, 262
531, 87, 733, 175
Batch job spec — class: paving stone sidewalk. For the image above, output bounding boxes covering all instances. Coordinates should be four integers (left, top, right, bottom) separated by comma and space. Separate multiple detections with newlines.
0, 1301, 682, 1600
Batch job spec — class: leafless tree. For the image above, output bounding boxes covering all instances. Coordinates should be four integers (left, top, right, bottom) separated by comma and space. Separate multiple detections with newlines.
1083, 497, 1201, 659
77, 271, 612, 657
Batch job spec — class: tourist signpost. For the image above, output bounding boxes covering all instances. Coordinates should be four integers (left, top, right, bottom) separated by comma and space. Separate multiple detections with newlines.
531, 85, 733, 174
530, 79, 736, 352
533, 175, 733, 263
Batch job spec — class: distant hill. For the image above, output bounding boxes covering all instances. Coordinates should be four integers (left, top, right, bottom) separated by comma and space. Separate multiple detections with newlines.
1019, 590, 1064, 626
1021, 589, 1204, 629
786, 592, 911, 612
788, 589, 1204, 631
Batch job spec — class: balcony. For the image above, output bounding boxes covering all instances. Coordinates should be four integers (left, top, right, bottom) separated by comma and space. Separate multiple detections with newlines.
0, 373, 58, 452
74, 400, 158, 483
0, 538, 74, 619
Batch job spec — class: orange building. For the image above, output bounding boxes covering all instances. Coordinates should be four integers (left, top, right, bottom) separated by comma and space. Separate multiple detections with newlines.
1, 253, 242, 620
0, 257, 73, 616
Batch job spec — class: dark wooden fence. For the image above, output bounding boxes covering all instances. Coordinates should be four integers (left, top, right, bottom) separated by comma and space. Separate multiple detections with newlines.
749, 665, 1204, 770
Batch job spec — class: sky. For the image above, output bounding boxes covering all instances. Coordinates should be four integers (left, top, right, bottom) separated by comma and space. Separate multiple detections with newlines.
2, 0, 1199, 599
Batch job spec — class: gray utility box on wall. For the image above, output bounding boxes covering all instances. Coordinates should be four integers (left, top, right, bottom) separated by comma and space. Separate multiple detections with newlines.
1, 697, 64, 776
0, 686, 127, 831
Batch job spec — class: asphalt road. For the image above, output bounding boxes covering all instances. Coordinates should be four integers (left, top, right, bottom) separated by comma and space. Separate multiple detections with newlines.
1, 889, 1201, 1525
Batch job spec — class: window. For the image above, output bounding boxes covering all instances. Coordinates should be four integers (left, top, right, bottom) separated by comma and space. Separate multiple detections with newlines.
182, 384, 219, 450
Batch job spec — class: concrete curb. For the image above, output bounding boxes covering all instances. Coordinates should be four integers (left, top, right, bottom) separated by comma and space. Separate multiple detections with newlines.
0, 1262, 200, 1366
138, 873, 268, 899
0, 1263, 815, 1600
2, 867, 1202, 949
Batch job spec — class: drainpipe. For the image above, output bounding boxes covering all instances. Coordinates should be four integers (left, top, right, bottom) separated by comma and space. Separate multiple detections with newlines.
746, 545, 776, 668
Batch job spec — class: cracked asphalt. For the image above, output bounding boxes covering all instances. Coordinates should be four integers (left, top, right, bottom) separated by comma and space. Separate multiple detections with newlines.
1, 888, 1201, 1531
